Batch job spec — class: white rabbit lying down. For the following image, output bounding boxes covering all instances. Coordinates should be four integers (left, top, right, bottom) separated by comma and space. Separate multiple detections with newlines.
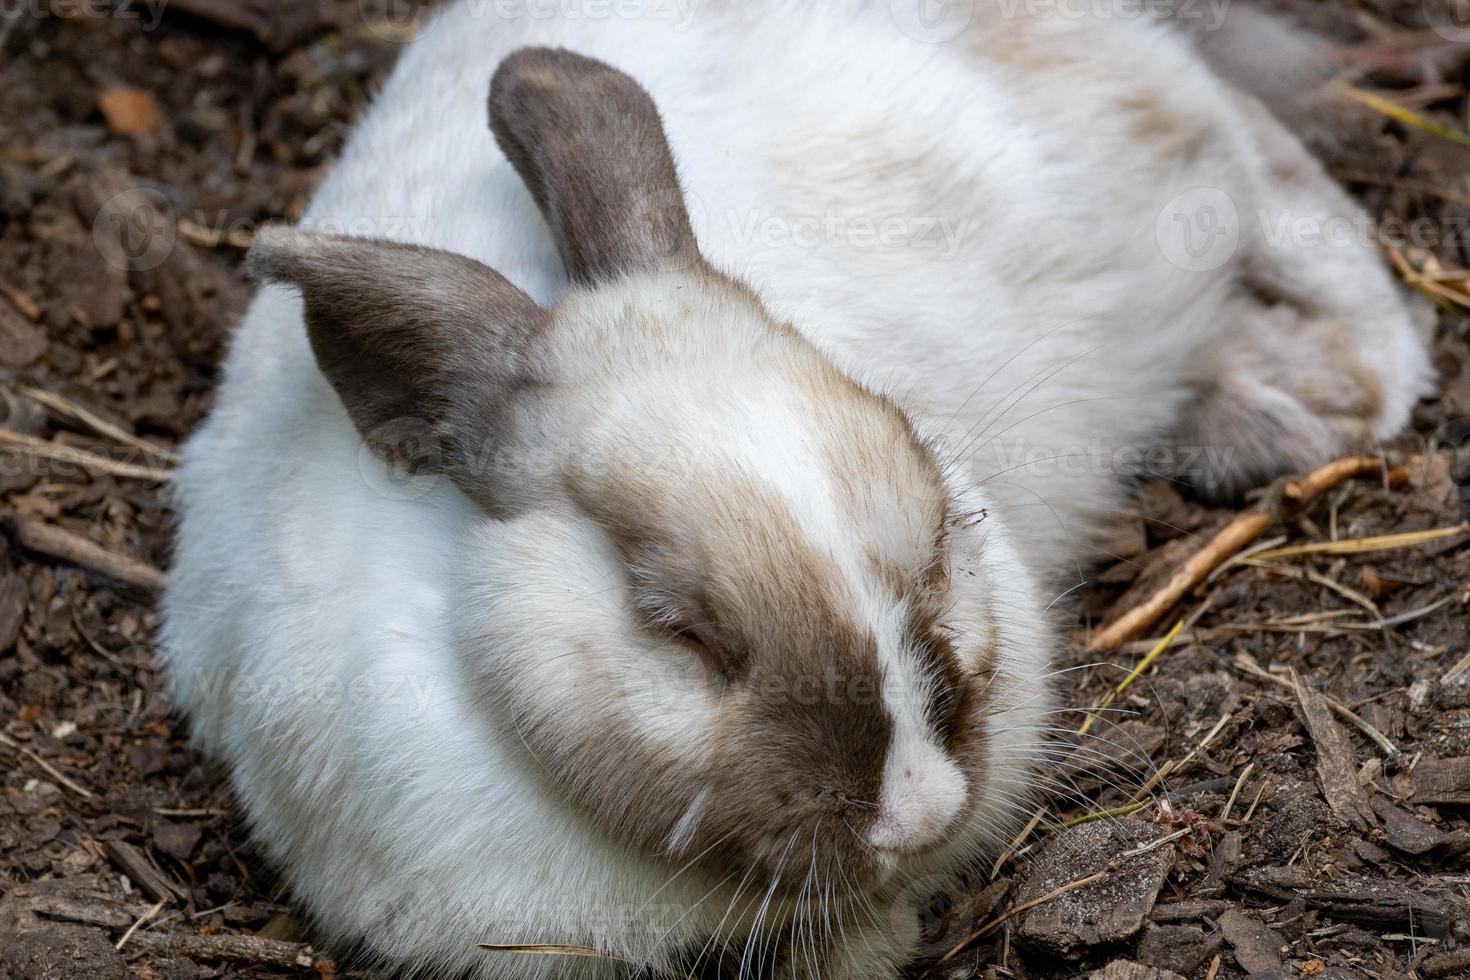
161, 2, 1432, 977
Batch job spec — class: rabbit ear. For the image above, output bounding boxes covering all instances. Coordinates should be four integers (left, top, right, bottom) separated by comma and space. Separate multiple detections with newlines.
247, 226, 545, 504
489, 46, 699, 283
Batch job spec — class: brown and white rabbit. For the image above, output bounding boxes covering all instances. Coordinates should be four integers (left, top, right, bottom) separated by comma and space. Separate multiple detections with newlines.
161, 2, 1432, 977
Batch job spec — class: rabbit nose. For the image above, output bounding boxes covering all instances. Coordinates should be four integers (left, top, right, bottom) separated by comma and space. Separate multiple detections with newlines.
865, 739, 966, 854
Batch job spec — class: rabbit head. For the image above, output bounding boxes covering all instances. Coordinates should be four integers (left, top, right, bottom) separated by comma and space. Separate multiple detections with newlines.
246, 47, 1014, 899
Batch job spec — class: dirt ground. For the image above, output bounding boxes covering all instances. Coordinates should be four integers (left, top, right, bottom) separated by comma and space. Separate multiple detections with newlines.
1, 1, 1468, 978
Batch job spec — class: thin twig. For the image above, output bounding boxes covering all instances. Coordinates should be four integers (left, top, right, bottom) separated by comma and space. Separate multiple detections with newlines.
11, 518, 167, 592
0, 731, 95, 798
1250, 523, 1468, 560
1241, 781, 1269, 825
1120, 827, 1191, 859
1221, 763, 1256, 824
1089, 455, 1397, 651
0, 429, 172, 483
1044, 801, 1150, 832
1387, 247, 1470, 309
1234, 559, 1381, 619
176, 217, 254, 250
1444, 649, 1470, 686
990, 808, 1044, 880
15, 385, 179, 462
1131, 712, 1232, 805
1341, 86, 1470, 149
1234, 654, 1400, 761
116, 897, 168, 951
1125, 759, 1177, 806
1281, 456, 1392, 502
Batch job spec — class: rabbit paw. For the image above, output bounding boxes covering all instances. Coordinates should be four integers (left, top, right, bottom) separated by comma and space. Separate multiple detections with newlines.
1167, 291, 1430, 500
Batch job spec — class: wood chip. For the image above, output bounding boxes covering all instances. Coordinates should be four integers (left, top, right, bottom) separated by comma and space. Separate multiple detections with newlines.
1087, 961, 1186, 980
1423, 951, 1470, 978
0, 300, 46, 368
104, 839, 184, 904
1294, 673, 1376, 830
1230, 867, 1463, 935
1151, 900, 1231, 923
1411, 756, 1470, 805
97, 87, 164, 136
122, 931, 328, 970
1218, 909, 1285, 978
1014, 820, 1174, 956
1370, 797, 1448, 855
0, 570, 24, 652
0, 878, 152, 932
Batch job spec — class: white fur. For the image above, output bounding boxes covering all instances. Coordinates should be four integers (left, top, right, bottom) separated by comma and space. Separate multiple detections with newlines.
161, 1, 1432, 977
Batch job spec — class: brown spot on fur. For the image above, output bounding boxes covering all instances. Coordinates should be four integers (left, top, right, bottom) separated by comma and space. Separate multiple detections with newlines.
1118, 93, 1209, 162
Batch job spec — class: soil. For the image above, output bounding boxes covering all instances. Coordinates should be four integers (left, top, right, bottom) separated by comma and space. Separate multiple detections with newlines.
1, 2, 1468, 979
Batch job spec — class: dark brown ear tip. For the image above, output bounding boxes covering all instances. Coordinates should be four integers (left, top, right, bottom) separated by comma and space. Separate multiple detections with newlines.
491, 46, 615, 92
488, 46, 647, 124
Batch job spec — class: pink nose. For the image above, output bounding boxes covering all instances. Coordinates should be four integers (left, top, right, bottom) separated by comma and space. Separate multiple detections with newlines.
866, 756, 966, 853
